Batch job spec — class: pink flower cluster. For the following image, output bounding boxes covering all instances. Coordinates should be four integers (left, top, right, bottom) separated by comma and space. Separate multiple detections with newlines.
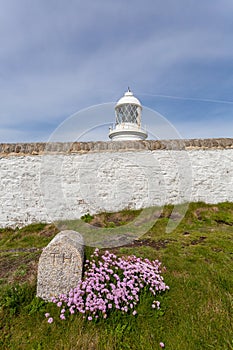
49, 249, 169, 322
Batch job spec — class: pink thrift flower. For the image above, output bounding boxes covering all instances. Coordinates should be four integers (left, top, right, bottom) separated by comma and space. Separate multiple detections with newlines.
45, 251, 169, 323
160, 342, 165, 348
132, 310, 137, 316
48, 317, 53, 324
45, 313, 50, 318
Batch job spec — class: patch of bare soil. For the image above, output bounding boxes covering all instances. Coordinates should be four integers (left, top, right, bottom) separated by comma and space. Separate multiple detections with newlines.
38, 224, 58, 237
108, 238, 176, 253
90, 214, 106, 227
194, 206, 219, 220
89, 211, 142, 228
214, 219, 233, 226
181, 235, 207, 248
190, 236, 207, 245
0, 247, 41, 253
0, 252, 41, 283
123, 238, 173, 249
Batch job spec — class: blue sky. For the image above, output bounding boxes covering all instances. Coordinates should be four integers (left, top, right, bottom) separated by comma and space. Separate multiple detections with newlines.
1, 0, 233, 142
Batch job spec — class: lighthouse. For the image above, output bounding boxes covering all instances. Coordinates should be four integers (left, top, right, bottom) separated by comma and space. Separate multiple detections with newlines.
109, 89, 148, 141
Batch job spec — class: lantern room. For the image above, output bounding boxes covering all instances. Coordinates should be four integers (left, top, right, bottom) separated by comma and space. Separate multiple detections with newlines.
109, 89, 148, 141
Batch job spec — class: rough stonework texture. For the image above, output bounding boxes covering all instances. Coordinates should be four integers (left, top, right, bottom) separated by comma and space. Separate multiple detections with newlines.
37, 230, 84, 301
1, 138, 233, 156
1, 139, 233, 228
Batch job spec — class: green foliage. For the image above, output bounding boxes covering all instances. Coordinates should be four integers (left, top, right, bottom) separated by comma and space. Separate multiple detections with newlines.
0, 202, 233, 349
0, 223, 57, 251
0, 283, 35, 316
84, 245, 95, 262
26, 297, 47, 315
81, 213, 94, 223
106, 221, 116, 228
19, 223, 47, 234
14, 265, 28, 277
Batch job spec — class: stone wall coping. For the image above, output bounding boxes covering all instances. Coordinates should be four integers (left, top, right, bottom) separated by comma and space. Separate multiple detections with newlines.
1, 138, 233, 156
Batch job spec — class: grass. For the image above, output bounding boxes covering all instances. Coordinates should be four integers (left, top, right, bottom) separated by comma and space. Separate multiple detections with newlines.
0, 202, 233, 349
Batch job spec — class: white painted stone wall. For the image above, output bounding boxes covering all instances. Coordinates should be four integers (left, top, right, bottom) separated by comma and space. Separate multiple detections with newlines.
1, 148, 233, 228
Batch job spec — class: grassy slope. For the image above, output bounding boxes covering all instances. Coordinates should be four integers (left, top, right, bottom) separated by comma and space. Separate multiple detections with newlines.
0, 203, 232, 350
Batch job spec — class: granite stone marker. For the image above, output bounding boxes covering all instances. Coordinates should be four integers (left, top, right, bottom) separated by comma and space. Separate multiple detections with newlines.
37, 230, 84, 301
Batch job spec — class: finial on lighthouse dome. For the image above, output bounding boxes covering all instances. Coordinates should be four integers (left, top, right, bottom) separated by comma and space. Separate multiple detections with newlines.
109, 89, 148, 141
115, 88, 142, 109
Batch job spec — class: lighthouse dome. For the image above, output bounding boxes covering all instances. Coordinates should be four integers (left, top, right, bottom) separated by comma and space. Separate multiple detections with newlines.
115, 89, 142, 108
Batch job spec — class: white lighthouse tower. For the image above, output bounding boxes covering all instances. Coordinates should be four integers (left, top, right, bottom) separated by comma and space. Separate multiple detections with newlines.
109, 88, 148, 141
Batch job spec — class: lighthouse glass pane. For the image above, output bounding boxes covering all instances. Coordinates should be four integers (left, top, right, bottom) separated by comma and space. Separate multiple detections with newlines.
116, 104, 139, 125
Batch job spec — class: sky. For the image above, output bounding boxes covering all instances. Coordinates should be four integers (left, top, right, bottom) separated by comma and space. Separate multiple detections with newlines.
1, 0, 233, 142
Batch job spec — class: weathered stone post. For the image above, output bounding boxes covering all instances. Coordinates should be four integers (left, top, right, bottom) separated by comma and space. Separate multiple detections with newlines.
37, 230, 84, 301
